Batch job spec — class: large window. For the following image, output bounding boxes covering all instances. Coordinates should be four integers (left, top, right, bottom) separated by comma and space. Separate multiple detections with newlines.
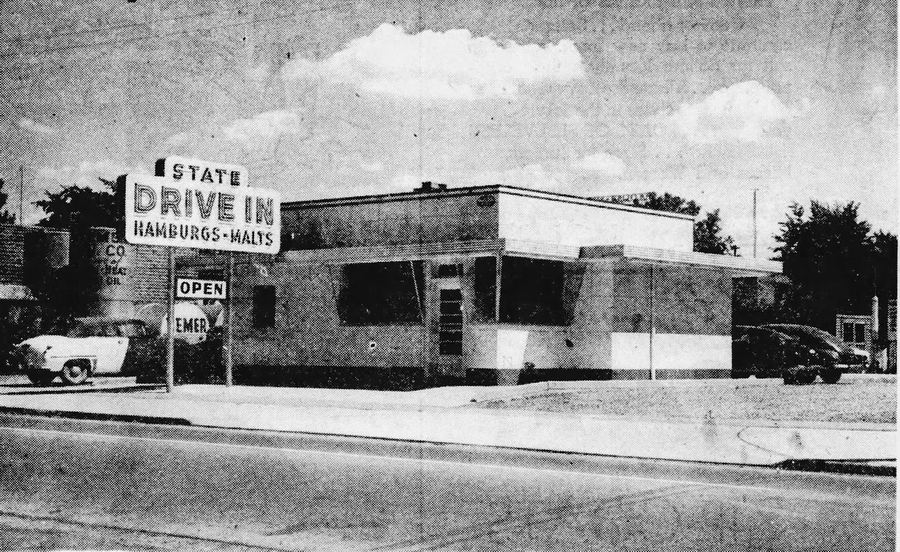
338, 261, 425, 325
253, 285, 276, 328
498, 257, 583, 326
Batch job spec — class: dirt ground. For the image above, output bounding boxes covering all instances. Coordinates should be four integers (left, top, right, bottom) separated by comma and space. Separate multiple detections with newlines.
475, 375, 897, 425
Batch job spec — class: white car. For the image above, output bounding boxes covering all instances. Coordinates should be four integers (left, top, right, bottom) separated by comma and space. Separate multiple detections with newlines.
17, 318, 159, 385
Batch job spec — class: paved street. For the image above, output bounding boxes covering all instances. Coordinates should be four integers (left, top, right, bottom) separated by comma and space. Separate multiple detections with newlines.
0, 413, 893, 551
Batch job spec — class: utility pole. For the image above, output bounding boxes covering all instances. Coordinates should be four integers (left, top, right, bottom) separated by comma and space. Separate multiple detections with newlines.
19, 165, 24, 225
752, 188, 758, 258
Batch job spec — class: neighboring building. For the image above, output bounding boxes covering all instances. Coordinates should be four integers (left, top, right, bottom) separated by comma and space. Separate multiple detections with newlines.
182, 184, 780, 388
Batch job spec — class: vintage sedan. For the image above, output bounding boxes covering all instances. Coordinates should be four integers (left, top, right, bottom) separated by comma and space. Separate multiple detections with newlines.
17, 317, 160, 385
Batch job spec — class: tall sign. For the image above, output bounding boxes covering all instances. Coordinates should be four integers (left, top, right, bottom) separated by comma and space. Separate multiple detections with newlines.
125, 157, 280, 392
124, 173, 280, 254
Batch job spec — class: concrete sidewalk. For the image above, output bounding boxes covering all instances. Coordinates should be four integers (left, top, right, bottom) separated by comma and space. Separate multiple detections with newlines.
0, 382, 894, 469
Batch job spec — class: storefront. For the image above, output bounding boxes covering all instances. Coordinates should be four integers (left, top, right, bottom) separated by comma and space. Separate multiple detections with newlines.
201, 184, 780, 387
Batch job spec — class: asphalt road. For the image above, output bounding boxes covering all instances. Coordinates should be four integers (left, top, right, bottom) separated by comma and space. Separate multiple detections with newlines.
0, 414, 893, 551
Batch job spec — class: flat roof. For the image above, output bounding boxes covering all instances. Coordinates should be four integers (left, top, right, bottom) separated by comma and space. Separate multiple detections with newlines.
282, 184, 696, 221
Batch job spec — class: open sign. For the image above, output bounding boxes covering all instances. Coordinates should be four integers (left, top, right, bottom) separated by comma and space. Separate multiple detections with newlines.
176, 278, 227, 300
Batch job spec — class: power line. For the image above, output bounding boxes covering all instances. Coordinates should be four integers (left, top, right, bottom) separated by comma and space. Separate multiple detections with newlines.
0, 3, 348, 62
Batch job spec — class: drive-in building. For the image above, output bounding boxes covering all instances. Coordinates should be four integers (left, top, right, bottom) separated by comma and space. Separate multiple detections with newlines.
185, 183, 781, 387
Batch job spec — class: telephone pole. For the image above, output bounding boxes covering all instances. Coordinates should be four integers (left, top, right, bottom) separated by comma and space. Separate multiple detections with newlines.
19, 165, 24, 225
752, 188, 758, 258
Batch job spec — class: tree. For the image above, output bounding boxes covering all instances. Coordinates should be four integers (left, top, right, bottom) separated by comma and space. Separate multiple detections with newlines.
0, 178, 16, 224
35, 177, 121, 234
772, 201, 896, 335
609, 192, 737, 255
694, 210, 736, 255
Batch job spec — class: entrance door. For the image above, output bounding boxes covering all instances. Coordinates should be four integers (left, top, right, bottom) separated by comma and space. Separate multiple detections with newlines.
438, 288, 463, 356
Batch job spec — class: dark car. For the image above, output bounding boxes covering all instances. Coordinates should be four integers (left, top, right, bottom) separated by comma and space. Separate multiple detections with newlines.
761, 324, 851, 384
732, 325, 808, 379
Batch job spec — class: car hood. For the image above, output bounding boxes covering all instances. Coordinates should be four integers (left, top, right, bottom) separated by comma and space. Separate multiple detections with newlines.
18, 335, 74, 352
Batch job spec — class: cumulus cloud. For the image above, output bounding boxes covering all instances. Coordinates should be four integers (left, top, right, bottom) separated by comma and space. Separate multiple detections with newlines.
574, 151, 626, 176
167, 109, 307, 149
658, 81, 805, 143
359, 160, 384, 173
220, 109, 307, 142
284, 24, 584, 100
38, 160, 134, 188
18, 117, 57, 135
470, 163, 566, 188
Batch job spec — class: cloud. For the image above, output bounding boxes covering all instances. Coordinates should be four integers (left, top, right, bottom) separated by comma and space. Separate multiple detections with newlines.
166, 109, 308, 149
18, 117, 57, 135
574, 151, 626, 176
220, 109, 307, 143
657, 81, 805, 144
38, 160, 134, 188
470, 163, 566, 188
284, 24, 584, 100
359, 160, 384, 173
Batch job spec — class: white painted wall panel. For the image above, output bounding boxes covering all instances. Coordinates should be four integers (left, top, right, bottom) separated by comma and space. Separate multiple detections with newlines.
499, 194, 693, 251
611, 333, 731, 372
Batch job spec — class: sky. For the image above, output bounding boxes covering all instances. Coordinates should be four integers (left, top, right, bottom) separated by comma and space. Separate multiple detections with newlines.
0, 0, 895, 256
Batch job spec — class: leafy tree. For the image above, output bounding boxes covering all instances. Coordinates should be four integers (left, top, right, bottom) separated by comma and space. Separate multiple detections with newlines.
694, 210, 736, 255
0, 178, 16, 224
609, 192, 737, 255
35, 177, 121, 234
772, 201, 896, 337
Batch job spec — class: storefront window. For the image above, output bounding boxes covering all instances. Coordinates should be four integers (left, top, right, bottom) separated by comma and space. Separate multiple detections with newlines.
338, 261, 425, 325
499, 257, 583, 325
253, 285, 276, 328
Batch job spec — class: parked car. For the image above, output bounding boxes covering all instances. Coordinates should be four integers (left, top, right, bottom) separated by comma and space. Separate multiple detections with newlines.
760, 323, 854, 384
732, 325, 809, 379
16, 317, 162, 385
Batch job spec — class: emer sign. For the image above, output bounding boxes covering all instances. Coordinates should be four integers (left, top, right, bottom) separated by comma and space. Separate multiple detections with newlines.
124, 173, 281, 254
176, 278, 227, 300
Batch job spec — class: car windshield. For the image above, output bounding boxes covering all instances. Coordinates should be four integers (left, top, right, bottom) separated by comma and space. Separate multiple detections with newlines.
66, 322, 117, 337
775, 326, 845, 350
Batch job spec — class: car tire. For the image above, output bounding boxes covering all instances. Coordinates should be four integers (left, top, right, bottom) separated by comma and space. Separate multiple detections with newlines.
782, 369, 796, 385
796, 367, 817, 385
26, 371, 55, 386
820, 369, 841, 384
60, 360, 90, 385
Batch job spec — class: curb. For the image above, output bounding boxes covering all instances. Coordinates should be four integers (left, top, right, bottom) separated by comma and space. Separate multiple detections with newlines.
0, 406, 191, 426
0, 404, 893, 477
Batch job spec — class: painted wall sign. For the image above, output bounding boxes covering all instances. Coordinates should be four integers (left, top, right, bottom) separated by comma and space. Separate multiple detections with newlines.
124, 173, 281, 254
94, 240, 131, 299
476, 193, 496, 207
176, 278, 227, 300
155, 156, 248, 187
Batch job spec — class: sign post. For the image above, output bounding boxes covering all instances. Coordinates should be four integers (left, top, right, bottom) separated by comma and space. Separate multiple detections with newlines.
166, 247, 175, 392
125, 161, 280, 392
225, 252, 234, 387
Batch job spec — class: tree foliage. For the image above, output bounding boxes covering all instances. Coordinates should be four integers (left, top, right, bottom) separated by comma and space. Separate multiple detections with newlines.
35, 177, 122, 234
0, 178, 16, 224
771, 201, 897, 339
610, 192, 736, 255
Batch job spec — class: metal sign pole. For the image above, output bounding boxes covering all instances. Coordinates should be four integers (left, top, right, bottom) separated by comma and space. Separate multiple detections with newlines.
225, 251, 234, 386
166, 246, 175, 392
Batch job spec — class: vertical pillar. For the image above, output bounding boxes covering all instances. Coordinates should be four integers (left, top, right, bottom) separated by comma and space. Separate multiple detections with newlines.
225, 252, 234, 387
871, 295, 880, 368
166, 246, 175, 392
649, 264, 656, 381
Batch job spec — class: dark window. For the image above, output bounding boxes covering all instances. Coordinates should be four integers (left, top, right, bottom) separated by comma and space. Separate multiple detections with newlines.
439, 288, 463, 355
499, 257, 583, 325
253, 286, 276, 328
338, 261, 425, 325
469, 257, 497, 322
435, 263, 462, 278
843, 322, 854, 343
854, 323, 866, 344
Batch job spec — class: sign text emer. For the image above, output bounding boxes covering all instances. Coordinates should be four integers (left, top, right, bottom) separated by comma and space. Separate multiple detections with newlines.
124, 174, 280, 254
